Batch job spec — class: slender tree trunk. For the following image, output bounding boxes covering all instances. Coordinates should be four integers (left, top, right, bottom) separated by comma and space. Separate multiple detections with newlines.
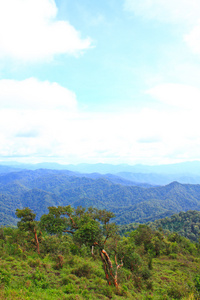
113, 253, 123, 289
100, 250, 112, 286
33, 228, 40, 254
91, 246, 96, 260
100, 249, 123, 289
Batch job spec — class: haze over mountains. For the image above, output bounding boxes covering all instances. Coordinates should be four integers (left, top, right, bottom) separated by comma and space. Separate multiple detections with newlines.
2, 160, 200, 185
1, 160, 200, 227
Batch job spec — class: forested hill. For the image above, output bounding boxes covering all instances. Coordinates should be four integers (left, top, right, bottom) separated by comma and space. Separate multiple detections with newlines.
119, 210, 200, 242
1, 169, 200, 226
148, 210, 200, 242
1, 206, 200, 299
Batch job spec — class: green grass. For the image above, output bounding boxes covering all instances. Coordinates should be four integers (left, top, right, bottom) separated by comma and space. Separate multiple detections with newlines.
1, 226, 200, 299
1, 252, 199, 299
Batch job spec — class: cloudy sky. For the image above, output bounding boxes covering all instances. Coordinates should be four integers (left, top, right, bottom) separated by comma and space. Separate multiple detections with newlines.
1, 0, 200, 165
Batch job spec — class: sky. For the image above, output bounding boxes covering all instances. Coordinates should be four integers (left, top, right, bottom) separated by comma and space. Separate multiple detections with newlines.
1, 0, 200, 165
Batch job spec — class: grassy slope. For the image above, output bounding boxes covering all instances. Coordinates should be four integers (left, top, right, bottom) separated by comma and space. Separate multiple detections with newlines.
0, 231, 200, 299
0, 252, 199, 299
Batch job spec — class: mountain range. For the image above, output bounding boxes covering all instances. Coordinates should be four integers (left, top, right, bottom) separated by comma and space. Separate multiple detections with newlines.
2, 160, 200, 184
0, 165, 200, 226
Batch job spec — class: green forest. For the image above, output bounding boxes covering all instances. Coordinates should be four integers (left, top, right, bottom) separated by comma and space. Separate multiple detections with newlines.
1, 206, 200, 299
119, 210, 200, 242
1, 169, 200, 227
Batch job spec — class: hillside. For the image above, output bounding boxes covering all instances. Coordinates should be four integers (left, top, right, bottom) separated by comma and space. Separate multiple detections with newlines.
1, 169, 200, 226
148, 210, 200, 242
0, 206, 200, 300
119, 210, 200, 242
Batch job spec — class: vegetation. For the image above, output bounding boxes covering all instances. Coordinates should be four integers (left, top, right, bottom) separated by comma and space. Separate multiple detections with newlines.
1, 169, 200, 227
119, 211, 200, 243
0, 206, 200, 299
148, 210, 200, 242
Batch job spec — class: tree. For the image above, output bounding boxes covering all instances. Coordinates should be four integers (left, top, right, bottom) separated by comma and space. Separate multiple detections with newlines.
40, 205, 123, 288
15, 208, 40, 254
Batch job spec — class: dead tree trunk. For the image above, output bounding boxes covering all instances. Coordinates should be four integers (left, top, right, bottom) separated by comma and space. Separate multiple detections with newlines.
113, 252, 123, 289
33, 228, 40, 254
100, 249, 123, 289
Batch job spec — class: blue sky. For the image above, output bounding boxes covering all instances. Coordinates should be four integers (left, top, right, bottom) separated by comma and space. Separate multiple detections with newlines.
1, 0, 200, 165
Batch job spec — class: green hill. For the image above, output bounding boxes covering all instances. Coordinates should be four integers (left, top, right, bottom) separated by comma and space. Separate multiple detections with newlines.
0, 206, 200, 300
119, 210, 200, 243
148, 210, 200, 242
1, 169, 200, 226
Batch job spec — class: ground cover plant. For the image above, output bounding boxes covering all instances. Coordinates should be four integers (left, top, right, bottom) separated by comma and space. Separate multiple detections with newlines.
0, 206, 200, 299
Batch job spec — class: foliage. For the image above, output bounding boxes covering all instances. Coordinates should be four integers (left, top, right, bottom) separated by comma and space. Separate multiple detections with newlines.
2, 169, 200, 227
16, 207, 41, 254
147, 210, 200, 242
1, 205, 200, 299
119, 210, 200, 243
40, 205, 122, 287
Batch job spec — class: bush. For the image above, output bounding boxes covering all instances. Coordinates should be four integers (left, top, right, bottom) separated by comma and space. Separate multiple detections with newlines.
61, 274, 78, 285
28, 257, 41, 268
141, 266, 151, 280
124, 251, 142, 273
167, 282, 189, 299
194, 274, 200, 293
41, 235, 71, 255
55, 254, 64, 269
72, 263, 92, 278
29, 267, 49, 289
0, 268, 11, 286
64, 283, 77, 294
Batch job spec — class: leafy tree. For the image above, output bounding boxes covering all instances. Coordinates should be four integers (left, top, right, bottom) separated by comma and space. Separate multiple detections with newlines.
40, 205, 123, 288
117, 236, 141, 273
15, 208, 40, 254
130, 225, 153, 253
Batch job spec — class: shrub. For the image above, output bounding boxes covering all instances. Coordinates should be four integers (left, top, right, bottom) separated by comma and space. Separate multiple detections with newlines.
0, 269, 11, 286
64, 283, 77, 294
124, 251, 142, 273
141, 266, 151, 280
41, 235, 71, 255
30, 267, 49, 289
28, 257, 41, 268
72, 263, 92, 278
167, 282, 189, 299
194, 274, 200, 293
55, 254, 64, 269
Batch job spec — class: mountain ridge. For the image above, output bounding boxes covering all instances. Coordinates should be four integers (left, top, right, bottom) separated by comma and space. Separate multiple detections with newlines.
2, 160, 200, 185
0, 169, 200, 226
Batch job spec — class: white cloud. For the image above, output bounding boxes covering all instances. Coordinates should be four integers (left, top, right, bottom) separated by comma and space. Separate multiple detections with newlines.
184, 23, 200, 54
0, 0, 92, 62
124, 0, 200, 55
0, 78, 77, 110
0, 78, 200, 165
124, 0, 200, 24
0, 78, 78, 161
146, 83, 200, 110
1, 104, 200, 165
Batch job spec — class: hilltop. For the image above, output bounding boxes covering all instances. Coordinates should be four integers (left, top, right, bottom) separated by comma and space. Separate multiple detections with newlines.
0, 168, 200, 226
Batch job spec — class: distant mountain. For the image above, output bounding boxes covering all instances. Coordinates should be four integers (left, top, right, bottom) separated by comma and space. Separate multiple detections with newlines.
1, 169, 200, 226
0, 165, 21, 174
50, 160, 200, 175
2, 160, 200, 184
117, 172, 200, 185
77, 172, 153, 187
0, 160, 199, 173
